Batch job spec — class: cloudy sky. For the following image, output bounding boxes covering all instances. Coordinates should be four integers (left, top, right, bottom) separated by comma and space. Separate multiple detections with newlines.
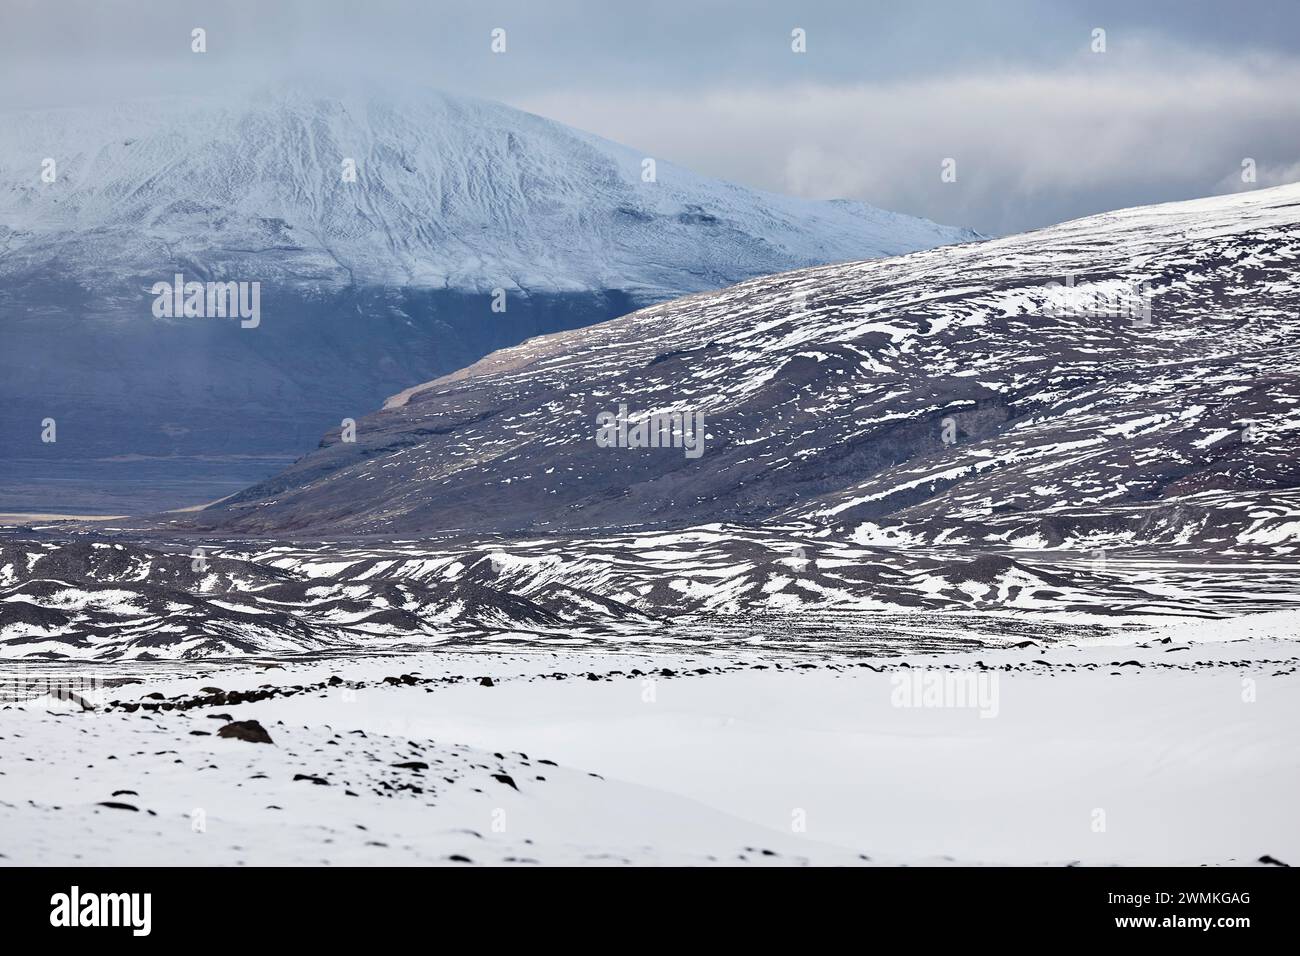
3, 0, 1299, 234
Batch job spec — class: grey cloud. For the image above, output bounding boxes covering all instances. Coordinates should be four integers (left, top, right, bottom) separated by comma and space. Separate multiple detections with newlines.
518, 53, 1300, 235
3, 0, 1299, 235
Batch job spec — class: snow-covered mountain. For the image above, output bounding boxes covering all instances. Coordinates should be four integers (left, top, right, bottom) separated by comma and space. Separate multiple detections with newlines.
8, 151, 1300, 659
0, 87, 976, 492
186, 183, 1300, 556
0, 88, 974, 297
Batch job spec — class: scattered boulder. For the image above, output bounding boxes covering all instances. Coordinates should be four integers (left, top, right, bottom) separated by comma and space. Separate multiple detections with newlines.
216, 720, 274, 744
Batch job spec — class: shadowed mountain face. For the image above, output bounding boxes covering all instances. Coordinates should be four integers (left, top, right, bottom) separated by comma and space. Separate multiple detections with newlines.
0, 88, 974, 512
180, 184, 1300, 557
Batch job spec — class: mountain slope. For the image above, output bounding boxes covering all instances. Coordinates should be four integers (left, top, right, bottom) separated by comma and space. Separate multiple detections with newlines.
0, 87, 975, 494
184, 183, 1300, 555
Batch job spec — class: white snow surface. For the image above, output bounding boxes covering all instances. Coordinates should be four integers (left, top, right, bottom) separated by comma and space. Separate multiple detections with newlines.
2, 610, 1296, 866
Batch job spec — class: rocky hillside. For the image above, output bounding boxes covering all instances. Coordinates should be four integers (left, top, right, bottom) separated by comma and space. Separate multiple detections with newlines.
185, 184, 1300, 557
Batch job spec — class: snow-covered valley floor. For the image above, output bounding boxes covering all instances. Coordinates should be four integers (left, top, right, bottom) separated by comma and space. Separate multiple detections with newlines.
2, 612, 1297, 866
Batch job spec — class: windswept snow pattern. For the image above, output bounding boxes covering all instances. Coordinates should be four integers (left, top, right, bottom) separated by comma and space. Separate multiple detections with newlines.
3, 529, 1299, 660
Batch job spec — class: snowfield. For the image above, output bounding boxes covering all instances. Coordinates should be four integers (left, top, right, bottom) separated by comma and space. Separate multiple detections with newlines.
3, 611, 1296, 866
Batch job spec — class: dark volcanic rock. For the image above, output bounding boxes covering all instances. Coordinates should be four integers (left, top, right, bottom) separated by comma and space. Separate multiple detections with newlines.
216, 720, 274, 744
